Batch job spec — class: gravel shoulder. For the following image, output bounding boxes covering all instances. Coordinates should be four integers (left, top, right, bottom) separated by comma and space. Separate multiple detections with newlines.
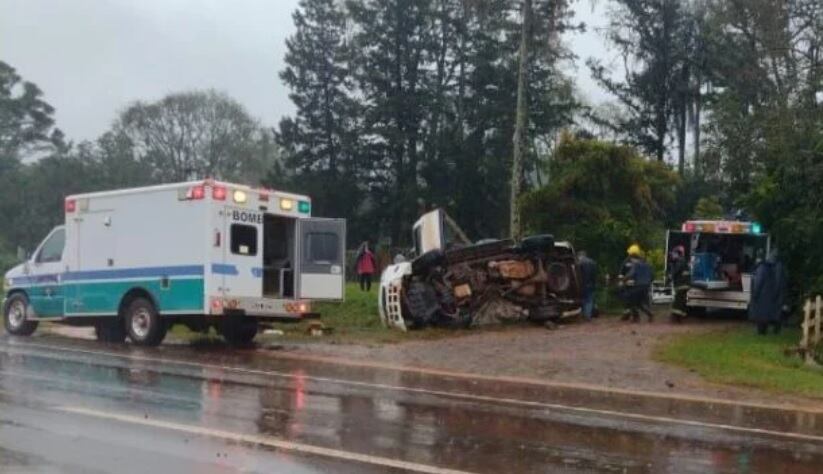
273, 316, 823, 408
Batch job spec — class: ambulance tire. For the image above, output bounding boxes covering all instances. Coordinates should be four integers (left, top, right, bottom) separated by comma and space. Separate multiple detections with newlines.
95, 318, 127, 343
124, 297, 167, 346
3, 293, 38, 336
220, 319, 258, 347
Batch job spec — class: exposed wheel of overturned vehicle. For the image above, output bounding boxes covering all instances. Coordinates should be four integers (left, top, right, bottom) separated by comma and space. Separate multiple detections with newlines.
404, 280, 470, 328
404, 281, 442, 327
411, 249, 447, 275
519, 234, 555, 253
547, 262, 572, 293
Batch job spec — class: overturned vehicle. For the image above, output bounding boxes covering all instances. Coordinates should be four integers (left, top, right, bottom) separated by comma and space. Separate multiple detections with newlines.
378, 209, 582, 330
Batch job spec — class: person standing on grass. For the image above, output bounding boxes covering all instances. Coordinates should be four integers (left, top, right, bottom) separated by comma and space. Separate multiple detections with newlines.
577, 251, 598, 321
749, 249, 787, 335
355, 241, 377, 292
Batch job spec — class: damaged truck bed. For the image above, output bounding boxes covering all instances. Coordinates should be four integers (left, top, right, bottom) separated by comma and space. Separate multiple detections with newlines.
378, 209, 582, 331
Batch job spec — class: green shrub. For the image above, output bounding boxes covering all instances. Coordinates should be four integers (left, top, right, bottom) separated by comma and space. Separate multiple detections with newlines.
521, 134, 678, 274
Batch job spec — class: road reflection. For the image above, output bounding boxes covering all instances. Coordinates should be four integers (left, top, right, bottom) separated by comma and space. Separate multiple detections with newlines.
1, 342, 822, 473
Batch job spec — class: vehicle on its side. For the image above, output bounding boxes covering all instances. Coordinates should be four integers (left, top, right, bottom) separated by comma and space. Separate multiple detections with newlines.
379, 209, 582, 330
665, 219, 769, 315
3, 180, 346, 346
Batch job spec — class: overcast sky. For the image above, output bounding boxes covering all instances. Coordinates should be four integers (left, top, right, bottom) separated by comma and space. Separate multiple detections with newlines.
0, 0, 612, 142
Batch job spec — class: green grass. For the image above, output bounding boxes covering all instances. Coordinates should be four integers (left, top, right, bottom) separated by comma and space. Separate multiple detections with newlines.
655, 326, 823, 399
171, 283, 456, 345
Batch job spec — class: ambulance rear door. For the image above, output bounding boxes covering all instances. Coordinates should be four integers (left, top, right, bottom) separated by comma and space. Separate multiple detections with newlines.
297, 218, 346, 301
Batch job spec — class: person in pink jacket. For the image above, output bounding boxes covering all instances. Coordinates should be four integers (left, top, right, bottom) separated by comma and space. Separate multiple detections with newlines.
355, 241, 377, 291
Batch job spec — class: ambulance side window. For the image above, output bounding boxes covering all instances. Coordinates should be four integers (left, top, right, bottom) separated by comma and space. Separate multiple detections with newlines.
231, 224, 258, 256
36, 228, 66, 263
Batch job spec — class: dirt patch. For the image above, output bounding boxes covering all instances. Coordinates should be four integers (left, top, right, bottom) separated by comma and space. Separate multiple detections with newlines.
269, 316, 821, 407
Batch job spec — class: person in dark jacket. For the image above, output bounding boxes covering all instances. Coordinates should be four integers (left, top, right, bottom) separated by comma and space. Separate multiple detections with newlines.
620, 245, 655, 322
577, 251, 598, 321
668, 245, 690, 323
749, 250, 787, 335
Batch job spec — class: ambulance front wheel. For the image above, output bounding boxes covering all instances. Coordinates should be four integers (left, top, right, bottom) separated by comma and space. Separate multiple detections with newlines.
3, 293, 39, 336
124, 297, 167, 346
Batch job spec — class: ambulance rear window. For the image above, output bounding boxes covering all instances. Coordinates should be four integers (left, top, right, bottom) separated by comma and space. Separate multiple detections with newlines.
231, 224, 258, 256
304, 232, 338, 264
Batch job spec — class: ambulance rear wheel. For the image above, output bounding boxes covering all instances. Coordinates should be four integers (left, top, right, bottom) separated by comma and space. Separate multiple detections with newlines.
3, 293, 38, 336
125, 297, 166, 346
220, 319, 258, 347
95, 318, 127, 343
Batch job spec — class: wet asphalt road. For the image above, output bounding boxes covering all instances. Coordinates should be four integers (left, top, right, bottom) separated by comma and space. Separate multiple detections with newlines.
1, 334, 822, 473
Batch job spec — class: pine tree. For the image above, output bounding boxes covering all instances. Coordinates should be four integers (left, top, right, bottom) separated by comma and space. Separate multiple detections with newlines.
588, 0, 691, 163
347, 0, 435, 243
276, 0, 361, 220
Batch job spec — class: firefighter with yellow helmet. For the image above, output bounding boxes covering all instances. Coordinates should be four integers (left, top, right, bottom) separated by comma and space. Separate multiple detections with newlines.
618, 244, 654, 322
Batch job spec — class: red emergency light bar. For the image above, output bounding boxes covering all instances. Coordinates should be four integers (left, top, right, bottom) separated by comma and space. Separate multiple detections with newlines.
212, 185, 227, 201
682, 220, 762, 234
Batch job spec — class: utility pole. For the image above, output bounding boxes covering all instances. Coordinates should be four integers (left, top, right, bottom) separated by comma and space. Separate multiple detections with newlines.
510, 0, 533, 240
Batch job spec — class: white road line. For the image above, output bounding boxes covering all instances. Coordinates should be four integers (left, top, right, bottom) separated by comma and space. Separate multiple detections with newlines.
59, 406, 475, 474
6, 341, 823, 444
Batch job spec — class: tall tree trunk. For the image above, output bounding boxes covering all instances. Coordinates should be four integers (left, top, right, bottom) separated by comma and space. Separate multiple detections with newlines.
693, 75, 701, 175
677, 60, 689, 175
510, 0, 532, 240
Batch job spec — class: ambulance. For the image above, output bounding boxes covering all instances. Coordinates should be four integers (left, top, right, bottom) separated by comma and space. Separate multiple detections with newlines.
2, 180, 346, 346
666, 220, 769, 314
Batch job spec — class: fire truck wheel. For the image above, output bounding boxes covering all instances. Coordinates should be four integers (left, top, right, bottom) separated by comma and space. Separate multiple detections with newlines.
95, 318, 127, 343
124, 297, 167, 346
3, 293, 38, 336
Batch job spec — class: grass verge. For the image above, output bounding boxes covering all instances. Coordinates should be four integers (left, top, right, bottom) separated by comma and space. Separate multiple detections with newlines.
654, 326, 823, 399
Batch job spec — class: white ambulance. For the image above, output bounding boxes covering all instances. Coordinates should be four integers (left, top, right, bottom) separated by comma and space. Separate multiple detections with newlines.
2, 180, 346, 346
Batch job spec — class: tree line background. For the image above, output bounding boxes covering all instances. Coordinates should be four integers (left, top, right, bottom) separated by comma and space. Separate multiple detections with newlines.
1, 0, 822, 297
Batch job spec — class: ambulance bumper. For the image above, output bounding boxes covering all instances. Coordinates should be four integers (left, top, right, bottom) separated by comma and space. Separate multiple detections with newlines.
211, 296, 314, 319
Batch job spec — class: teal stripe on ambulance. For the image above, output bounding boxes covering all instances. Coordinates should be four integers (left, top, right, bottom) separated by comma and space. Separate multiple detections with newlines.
64, 278, 204, 315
